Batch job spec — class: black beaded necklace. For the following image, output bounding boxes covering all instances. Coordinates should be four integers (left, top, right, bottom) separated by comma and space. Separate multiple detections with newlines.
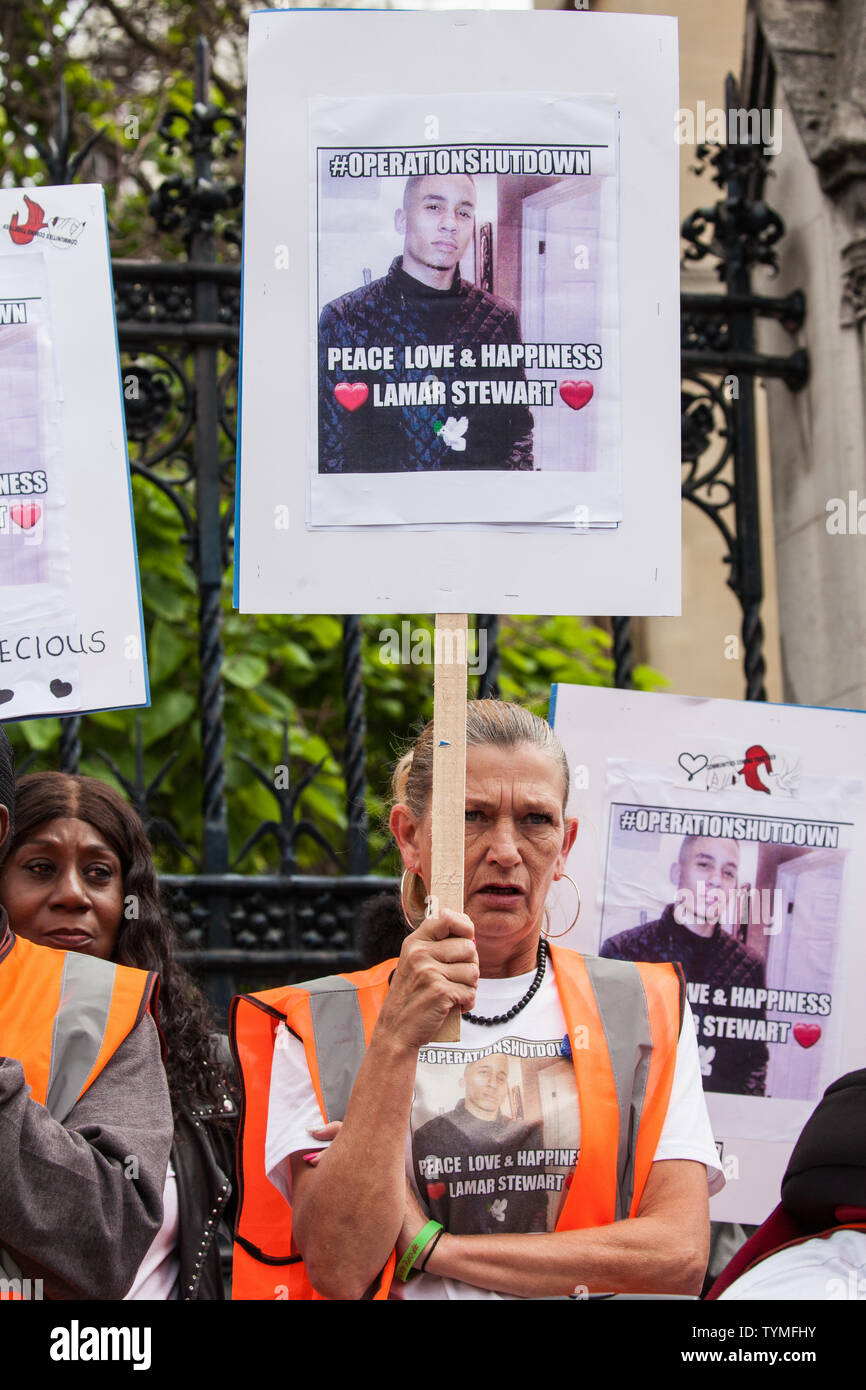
462, 939, 548, 1027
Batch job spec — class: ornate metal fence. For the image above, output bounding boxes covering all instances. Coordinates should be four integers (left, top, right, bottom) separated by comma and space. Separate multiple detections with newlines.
11, 51, 807, 1017
680, 73, 807, 703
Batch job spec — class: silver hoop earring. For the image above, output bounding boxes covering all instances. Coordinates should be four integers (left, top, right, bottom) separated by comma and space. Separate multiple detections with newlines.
542, 873, 581, 940
400, 867, 425, 930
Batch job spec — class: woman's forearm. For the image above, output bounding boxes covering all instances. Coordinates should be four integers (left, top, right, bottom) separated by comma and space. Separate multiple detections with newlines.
291, 1027, 418, 1300
423, 1215, 706, 1300
291, 909, 478, 1299
420, 1159, 711, 1300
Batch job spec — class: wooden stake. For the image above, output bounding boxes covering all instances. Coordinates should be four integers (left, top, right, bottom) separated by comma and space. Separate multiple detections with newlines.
430, 613, 467, 1043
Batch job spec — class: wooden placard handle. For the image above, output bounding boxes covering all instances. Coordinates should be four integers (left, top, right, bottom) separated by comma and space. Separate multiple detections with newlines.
430, 613, 468, 1043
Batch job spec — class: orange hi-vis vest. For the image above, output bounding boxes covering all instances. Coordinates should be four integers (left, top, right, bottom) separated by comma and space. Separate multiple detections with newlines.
230, 946, 685, 1300
0, 927, 159, 1300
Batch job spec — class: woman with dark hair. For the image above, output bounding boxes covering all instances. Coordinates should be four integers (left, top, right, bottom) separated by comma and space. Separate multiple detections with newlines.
0, 771, 237, 1300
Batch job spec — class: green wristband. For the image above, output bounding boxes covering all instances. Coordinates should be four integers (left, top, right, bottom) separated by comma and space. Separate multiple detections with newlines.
396, 1220, 443, 1283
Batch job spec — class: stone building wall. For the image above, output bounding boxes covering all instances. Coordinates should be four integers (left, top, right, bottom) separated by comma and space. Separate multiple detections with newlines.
749, 0, 866, 708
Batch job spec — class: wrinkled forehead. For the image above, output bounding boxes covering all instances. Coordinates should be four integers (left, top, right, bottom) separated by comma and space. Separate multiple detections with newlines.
408, 174, 476, 210
464, 742, 566, 806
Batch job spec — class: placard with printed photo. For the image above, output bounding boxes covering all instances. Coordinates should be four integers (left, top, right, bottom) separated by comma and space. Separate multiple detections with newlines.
236, 9, 681, 617
0, 185, 148, 722
548, 683, 866, 1223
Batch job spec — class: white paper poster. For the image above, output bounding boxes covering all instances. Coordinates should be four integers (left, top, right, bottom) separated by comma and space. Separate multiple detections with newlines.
549, 683, 866, 1223
236, 9, 681, 617
0, 186, 148, 721
310, 92, 621, 528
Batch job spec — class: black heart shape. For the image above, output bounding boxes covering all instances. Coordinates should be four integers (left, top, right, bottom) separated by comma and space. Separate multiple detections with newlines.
49, 679, 73, 699
0, 688, 13, 705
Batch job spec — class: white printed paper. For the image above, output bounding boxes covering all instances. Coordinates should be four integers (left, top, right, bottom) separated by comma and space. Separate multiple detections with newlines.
0, 186, 148, 721
309, 92, 621, 529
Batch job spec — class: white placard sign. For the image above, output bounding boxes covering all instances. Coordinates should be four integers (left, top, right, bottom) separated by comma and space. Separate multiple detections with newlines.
0, 185, 148, 721
235, 9, 681, 615
549, 683, 866, 1223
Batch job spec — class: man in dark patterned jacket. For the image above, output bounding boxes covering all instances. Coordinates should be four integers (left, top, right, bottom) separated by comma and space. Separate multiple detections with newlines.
600, 835, 769, 1096
318, 173, 534, 473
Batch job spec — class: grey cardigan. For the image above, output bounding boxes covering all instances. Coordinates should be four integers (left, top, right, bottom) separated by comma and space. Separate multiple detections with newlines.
0, 1007, 173, 1299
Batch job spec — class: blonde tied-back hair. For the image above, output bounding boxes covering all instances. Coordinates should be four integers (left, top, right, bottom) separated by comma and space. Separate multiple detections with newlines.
392, 700, 570, 926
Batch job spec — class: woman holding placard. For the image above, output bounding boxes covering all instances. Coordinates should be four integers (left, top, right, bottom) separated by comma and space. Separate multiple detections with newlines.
233, 701, 722, 1300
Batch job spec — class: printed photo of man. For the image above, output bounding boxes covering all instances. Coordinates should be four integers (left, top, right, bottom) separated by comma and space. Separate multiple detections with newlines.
412, 1053, 548, 1234
318, 173, 534, 474
600, 835, 769, 1096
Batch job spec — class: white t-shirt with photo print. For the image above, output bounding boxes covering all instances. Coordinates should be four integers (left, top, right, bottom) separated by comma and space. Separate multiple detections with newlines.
265, 958, 724, 1300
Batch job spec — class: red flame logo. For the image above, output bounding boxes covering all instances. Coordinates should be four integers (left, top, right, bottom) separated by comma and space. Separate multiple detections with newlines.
9, 196, 46, 246
739, 744, 772, 793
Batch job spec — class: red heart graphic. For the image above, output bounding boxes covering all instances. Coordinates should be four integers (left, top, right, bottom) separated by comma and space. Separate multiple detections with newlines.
426, 1181, 446, 1201
334, 382, 369, 412
10, 503, 41, 530
559, 380, 594, 411
793, 1023, 821, 1049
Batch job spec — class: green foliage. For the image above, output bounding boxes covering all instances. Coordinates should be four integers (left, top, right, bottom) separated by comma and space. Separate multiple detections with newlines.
0, 1, 245, 259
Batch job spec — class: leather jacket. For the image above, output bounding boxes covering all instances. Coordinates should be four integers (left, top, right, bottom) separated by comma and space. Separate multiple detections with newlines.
318, 256, 534, 473
600, 904, 769, 1096
173, 1035, 238, 1300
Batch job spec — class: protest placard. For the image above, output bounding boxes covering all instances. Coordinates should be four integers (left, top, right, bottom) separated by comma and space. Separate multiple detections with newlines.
236, 8, 681, 617
550, 683, 866, 1221
0, 185, 148, 721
